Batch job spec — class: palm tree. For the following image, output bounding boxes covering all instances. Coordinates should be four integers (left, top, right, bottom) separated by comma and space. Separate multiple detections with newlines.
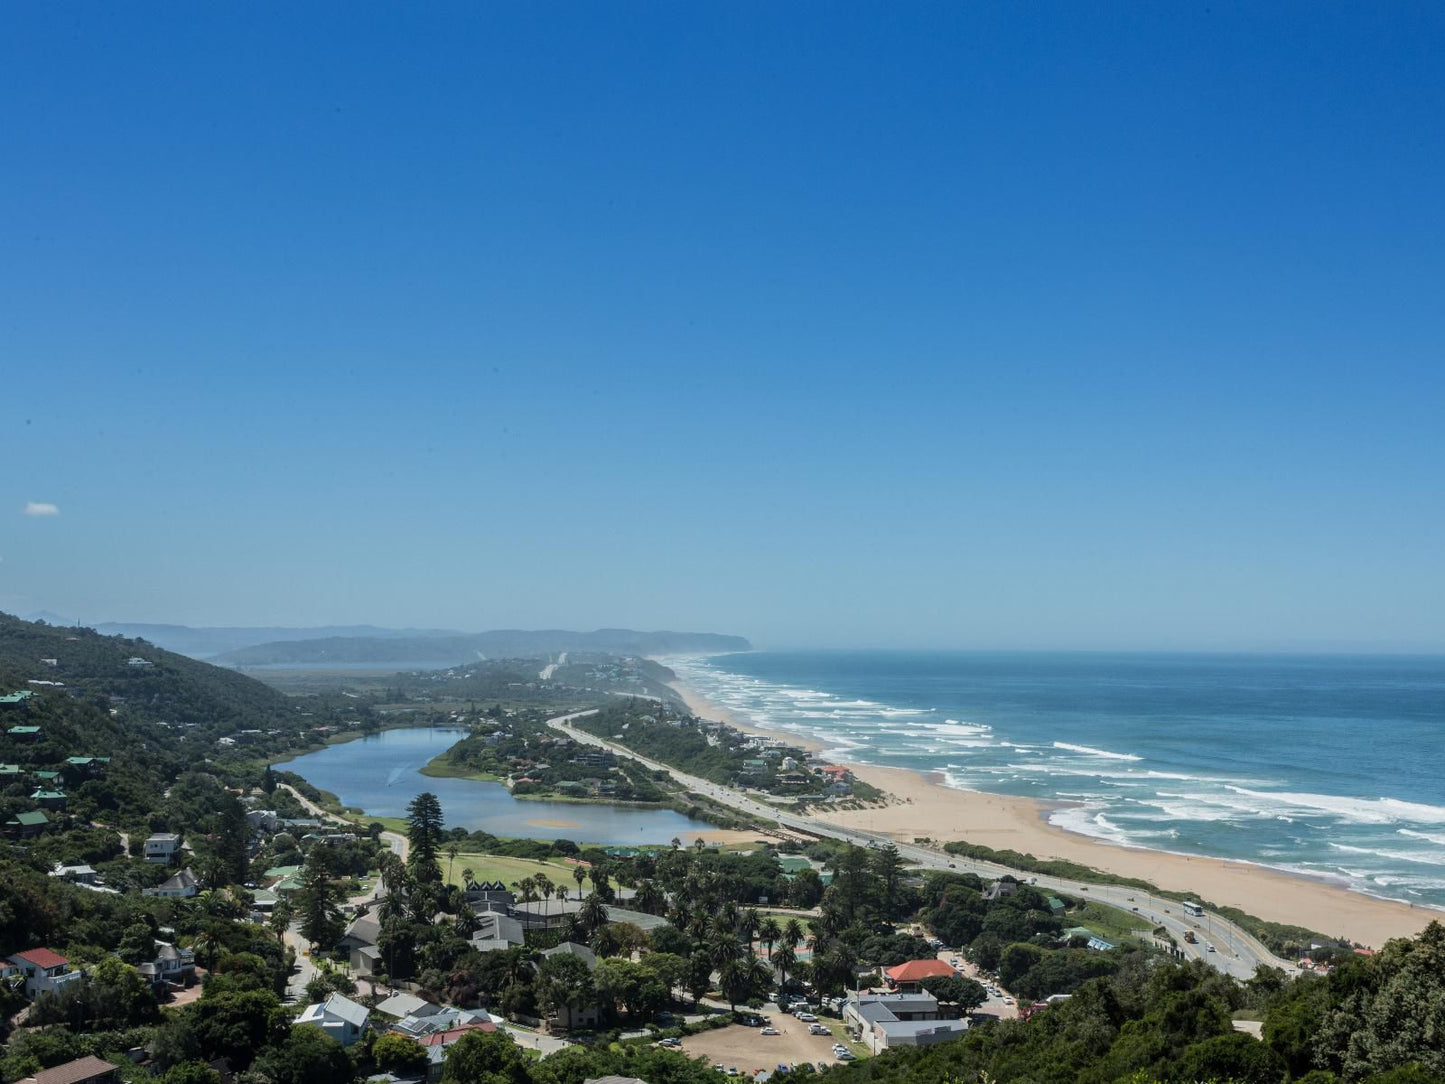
573, 864, 586, 900
759, 916, 781, 958
782, 917, 804, 950
540, 876, 555, 918
741, 908, 761, 948
578, 892, 609, 939
461, 866, 474, 887
772, 943, 798, 991
635, 878, 666, 915
446, 842, 459, 884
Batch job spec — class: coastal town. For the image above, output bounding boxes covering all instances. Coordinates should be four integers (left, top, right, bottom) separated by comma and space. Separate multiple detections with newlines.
2, 613, 1441, 1084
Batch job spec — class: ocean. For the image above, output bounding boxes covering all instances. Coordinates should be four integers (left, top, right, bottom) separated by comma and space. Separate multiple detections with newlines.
666, 651, 1445, 910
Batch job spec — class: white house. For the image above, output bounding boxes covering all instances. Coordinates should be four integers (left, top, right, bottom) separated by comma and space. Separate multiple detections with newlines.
137, 942, 196, 988
8, 949, 82, 1000
296, 992, 371, 1046
143, 833, 182, 864
144, 868, 200, 899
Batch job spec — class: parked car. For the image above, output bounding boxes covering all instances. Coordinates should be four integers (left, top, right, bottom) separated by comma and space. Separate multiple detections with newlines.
837, 1052, 857, 1061
809, 1023, 830, 1035
795, 1012, 818, 1022
761, 1027, 780, 1036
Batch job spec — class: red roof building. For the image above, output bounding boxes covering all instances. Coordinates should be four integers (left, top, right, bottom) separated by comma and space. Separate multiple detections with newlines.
11, 948, 68, 970
884, 958, 955, 990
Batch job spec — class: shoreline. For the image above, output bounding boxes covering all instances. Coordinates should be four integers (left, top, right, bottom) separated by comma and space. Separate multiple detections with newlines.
666, 675, 1436, 948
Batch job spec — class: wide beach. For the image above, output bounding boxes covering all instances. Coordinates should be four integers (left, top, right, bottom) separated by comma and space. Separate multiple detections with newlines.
668, 675, 1435, 948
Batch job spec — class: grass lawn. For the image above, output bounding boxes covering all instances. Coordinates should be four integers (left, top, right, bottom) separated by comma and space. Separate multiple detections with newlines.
443, 851, 582, 891
419, 755, 503, 782
1068, 900, 1154, 943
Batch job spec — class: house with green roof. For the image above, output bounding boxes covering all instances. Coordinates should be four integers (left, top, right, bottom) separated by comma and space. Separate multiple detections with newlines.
0, 691, 34, 708
7, 725, 41, 740
6, 810, 49, 838
30, 789, 68, 810
0, 763, 22, 782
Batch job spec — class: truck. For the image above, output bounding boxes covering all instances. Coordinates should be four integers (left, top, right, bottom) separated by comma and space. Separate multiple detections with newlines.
1184, 930, 1197, 944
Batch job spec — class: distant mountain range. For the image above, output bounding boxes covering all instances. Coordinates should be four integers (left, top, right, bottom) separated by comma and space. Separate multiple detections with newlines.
22, 614, 750, 664
213, 628, 751, 666
85, 622, 465, 659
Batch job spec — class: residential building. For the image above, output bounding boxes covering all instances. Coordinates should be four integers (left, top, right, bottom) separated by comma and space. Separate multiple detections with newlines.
8, 948, 81, 999
144, 868, 200, 899
137, 942, 196, 989
143, 833, 182, 864
6, 810, 50, 838
50, 863, 99, 885
30, 789, 68, 810
6, 725, 41, 740
375, 992, 442, 1020
844, 992, 966, 1054
338, 909, 382, 954
16, 1055, 119, 1084
472, 911, 525, 948
296, 992, 371, 1046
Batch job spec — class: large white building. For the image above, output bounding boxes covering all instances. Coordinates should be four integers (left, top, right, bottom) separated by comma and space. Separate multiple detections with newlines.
843, 992, 968, 1054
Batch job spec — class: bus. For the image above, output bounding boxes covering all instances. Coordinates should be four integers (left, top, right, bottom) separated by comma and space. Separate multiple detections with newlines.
1183, 901, 1204, 918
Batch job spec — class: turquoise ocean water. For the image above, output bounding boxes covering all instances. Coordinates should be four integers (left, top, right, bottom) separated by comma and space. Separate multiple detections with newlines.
667, 651, 1445, 910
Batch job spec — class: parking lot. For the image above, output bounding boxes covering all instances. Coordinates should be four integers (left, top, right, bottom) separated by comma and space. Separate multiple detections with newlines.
680, 1018, 861, 1077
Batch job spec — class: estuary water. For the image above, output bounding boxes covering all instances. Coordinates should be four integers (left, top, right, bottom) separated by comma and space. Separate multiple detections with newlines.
282, 726, 707, 844
668, 651, 1445, 909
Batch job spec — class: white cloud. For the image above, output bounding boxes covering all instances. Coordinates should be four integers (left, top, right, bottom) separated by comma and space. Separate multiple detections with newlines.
23, 502, 60, 517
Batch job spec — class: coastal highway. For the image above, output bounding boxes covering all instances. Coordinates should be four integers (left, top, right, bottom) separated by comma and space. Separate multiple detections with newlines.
547, 710, 1296, 982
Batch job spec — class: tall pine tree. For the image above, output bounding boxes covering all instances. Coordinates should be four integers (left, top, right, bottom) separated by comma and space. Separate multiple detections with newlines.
406, 791, 445, 883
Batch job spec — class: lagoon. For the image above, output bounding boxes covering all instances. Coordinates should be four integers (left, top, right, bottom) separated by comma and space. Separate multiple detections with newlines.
281, 726, 711, 845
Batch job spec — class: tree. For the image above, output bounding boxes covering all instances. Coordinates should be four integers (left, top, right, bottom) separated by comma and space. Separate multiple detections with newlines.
921, 974, 988, 1014
1175, 1033, 1287, 1084
573, 864, 587, 899
576, 893, 610, 940
406, 792, 445, 883
252, 1024, 353, 1084
159, 1063, 222, 1084
297, 861, 344, 950
686, 950, 714, 1006
373, 1033, 429, 1075
442, 1030, 531, 1084
759, 916, 781, 958
772, 944, 798, 991
871, 842, 905, 918
537, 953, 596, 1029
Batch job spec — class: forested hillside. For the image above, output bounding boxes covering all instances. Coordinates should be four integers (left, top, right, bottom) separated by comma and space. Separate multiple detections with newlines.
0, 612, 376, 832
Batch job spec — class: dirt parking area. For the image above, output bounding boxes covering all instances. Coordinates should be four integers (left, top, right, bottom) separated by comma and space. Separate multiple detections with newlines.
681, 1020, 858, 1077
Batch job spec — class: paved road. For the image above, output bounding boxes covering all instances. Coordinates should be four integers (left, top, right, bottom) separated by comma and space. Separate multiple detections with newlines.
276, 783, 410, 1000
547, 711, 1295, 981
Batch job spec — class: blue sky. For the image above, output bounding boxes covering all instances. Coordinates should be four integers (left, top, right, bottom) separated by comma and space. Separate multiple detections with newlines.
3, 3, 1443, 650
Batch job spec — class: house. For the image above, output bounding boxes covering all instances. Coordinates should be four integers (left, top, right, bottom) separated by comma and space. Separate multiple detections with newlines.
144, 832, 182, 864
30, 789, 68, 810
144, 867, 200, 899
6, 810, 50, 837
138, 942, 196, 988
8, 948, 81, 999
844, 992, 966, 1054
6, 725, 41, 740
818, 764, 852, 783
541, 941, 597, 970
824, 781, 852, 797
338, 909, 382, 954
883, 958, 955, 992
0, 763, 23, 782
375, 992, 442, 1020
126, 657, 153, 668
1047, 896, 1067, 917
1, 690, 35, 708
471, 911, 525, 948
245, 809, 280, 832
982, 880, 1019, 902
296, 992, 371, 1046
1063, 927, 1114, 951
50, 863, 99, 885
16, 1055, 119, 1084
350, 944, 384, 976
584, 1078, 650, 1084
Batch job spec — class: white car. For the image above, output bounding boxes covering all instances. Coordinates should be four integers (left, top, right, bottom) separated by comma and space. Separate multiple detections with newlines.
760, 1027, 780, 1036
809, 1024, 831, 1035
837, 1052, 857, 1061
795, 1012, 818, 1022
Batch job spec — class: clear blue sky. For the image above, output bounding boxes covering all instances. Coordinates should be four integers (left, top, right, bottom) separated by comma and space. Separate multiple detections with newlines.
3, 3, 1443, 651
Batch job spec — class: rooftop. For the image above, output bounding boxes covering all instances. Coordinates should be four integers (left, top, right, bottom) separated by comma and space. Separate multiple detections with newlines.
12, 948, 68, 970
885, 958, 955, 983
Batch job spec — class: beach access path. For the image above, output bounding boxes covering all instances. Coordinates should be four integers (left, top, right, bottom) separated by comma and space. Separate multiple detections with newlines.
546, 709, 1293, 981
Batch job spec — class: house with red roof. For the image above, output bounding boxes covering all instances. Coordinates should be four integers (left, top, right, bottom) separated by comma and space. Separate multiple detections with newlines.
8, 948, 81, 999
883, 958, 955, 992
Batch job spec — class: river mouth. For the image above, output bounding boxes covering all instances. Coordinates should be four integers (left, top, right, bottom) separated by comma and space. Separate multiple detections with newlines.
280, 726, 714, 845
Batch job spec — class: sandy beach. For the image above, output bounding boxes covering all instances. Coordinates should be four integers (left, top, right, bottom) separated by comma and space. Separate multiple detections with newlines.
667, 675, 1435, 948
